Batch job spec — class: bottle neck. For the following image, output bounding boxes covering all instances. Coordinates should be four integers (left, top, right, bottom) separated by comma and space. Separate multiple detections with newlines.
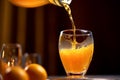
49, 0, 72, 6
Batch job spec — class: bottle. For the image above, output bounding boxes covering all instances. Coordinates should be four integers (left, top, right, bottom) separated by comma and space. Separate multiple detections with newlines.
9, 0, 72, 8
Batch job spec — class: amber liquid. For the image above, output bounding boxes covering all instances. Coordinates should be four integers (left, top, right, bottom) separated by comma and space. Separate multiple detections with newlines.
59, 44, 94, 77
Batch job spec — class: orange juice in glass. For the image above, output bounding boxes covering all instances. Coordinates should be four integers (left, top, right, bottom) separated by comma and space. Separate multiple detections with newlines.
59, 29, 94, 78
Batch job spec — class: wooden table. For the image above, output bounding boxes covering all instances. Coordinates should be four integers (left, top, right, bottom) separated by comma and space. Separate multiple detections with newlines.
48, 75, 120, 80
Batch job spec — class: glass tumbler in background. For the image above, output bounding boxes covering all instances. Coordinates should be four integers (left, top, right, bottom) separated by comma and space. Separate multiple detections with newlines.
0, 43, 22, 67
59, 29, 94, 78
22, 53, 41, 68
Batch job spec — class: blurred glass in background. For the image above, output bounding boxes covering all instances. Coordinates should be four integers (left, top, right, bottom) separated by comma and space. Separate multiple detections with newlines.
22, 53, 41, 68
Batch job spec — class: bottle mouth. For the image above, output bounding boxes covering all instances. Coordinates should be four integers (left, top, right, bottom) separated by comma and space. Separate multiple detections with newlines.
59, 0, 72, 5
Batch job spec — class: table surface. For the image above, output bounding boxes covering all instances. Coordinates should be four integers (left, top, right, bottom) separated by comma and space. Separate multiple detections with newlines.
48, 75, 120, 80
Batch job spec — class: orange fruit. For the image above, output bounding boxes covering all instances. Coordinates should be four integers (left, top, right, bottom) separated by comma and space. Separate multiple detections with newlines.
3, 66, 29, 80
0, 60, 9, 76
25, 64, 47, 80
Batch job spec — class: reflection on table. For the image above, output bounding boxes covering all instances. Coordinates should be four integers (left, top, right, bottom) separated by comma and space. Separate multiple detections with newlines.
48, 75, 120, 80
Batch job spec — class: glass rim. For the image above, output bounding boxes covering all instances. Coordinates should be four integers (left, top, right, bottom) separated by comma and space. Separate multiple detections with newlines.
60, 29, 92, 36
2, 43, 22, 48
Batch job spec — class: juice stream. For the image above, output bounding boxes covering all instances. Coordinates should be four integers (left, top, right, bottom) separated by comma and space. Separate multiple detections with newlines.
62, 3, 77, 48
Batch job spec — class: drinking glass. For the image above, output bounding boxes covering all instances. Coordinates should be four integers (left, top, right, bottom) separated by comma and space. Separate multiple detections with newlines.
22, 53, 41, 68
0, 43, 22, 67
59, 29, 94, 78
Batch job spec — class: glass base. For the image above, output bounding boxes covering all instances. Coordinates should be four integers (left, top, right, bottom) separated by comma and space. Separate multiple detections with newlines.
67, 72, 87, 79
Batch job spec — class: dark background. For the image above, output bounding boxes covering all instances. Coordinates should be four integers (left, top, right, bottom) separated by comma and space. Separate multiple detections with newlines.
0, 0, 120, 76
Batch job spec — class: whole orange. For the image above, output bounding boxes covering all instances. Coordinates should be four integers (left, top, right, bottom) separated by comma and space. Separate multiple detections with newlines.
0, 60, 9, 76
3, 66, 29, 80
25, 64, 47, 80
